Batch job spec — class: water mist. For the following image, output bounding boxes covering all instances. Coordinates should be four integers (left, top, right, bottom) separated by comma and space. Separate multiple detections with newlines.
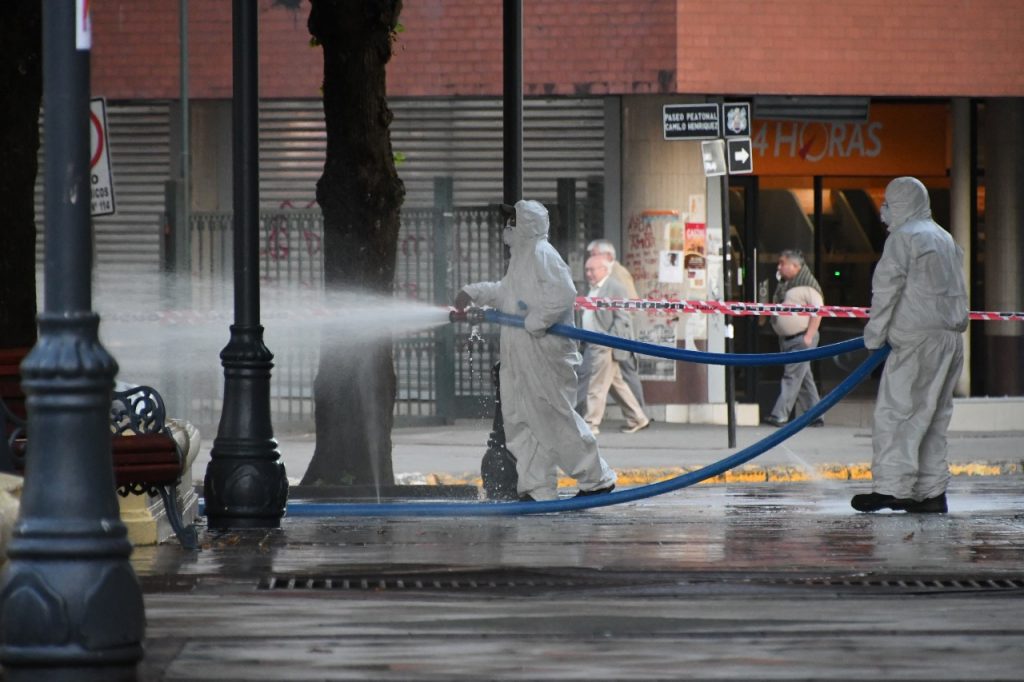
89, 271, 453, 488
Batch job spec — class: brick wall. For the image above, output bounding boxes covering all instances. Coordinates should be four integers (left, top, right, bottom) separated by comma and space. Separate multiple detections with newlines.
386, 0, 678, 97
89, 0, 1024, 100
675, 0, 1024, 96
91, 1, 320, 99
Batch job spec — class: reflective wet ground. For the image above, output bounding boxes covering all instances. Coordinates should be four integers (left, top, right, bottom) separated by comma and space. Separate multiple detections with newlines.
136, 478, 1024, 576
134, 477, 1024, 680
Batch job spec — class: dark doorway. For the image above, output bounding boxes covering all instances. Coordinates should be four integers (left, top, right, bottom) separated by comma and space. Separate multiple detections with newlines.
731, 175, 892, 414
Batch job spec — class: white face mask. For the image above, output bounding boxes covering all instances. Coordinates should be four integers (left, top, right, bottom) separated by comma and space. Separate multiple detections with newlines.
880, 201, 891, 226
502, 225, 514, 246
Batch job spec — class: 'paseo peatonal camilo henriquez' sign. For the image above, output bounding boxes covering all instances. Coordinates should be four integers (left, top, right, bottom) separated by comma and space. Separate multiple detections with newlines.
750, 103, 947, 177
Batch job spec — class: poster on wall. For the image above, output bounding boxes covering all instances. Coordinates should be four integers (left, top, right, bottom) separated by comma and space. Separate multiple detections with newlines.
683, 222, 706, 289
624, 211, 682, 381
658, 251, 684, 283
666, 222, 684, 251
688, 195, 706, 223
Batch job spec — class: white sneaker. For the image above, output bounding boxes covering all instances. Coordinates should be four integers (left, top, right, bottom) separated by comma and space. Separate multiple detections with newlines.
619, 419, 651, 434
588, 425, 600, 435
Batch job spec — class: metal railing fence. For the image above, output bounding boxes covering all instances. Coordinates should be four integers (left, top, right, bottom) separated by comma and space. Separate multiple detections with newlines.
168, 181, 597, 434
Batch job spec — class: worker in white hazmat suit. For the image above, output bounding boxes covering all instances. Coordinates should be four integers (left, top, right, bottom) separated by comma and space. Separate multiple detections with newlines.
454, 200, 617, 501
852, 177, 968, 514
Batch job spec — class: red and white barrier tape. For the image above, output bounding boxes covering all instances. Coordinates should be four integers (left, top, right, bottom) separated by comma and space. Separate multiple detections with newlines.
101, 299, 1024, 324
574, 296, 1024, 322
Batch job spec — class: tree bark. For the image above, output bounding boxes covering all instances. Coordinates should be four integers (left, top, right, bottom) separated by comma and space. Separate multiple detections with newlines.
0, 1, 42, 350
302, 0, 405, 486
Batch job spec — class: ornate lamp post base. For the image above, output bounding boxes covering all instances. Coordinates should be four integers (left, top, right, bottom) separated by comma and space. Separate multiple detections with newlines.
0, 316, 145, 680
204, 325, 288, 529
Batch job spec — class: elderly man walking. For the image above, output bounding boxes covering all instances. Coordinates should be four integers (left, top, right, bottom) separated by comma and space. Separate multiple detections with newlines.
581, 256, 650, 435
577, 239, 647, 414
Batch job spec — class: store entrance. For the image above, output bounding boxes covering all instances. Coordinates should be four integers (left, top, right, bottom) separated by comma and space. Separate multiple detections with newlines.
728, 176, 894, 413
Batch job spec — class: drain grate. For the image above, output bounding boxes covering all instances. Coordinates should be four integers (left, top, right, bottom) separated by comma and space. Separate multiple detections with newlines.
258, 572, 594, 593
258, 571, 1024, 595
765, 576, 1024, 594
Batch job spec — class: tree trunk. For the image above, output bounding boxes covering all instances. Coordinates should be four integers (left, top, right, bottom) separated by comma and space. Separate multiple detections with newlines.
0, 1, 42, 350
302, 0, 405, 486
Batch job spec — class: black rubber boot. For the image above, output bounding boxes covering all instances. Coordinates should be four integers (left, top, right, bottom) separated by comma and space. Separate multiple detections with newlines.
851, 492, 915, 512
905, 493, 948, 513
575, 484, 615, 498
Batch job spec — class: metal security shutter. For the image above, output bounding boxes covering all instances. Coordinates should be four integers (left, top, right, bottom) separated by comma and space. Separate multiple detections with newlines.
258, 97, 607, 209
259, 101, 325, 209
35, 101, 172, 273
35, 98, 605, 269
393, 97, 606, 207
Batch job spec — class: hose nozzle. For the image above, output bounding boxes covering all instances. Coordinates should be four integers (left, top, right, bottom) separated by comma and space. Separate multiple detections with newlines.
449, 306, 486, 324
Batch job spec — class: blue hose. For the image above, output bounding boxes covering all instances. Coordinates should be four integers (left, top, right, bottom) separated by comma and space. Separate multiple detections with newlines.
283, 345, 890, 518
483, 310, 865, 366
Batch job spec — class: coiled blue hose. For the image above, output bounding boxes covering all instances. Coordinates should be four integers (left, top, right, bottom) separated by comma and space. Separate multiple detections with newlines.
484, 309, 866, 365
282, 311, 890, 517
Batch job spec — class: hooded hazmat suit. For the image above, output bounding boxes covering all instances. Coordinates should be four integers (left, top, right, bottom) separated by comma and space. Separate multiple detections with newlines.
863, 177, 968, 502
459, 200, 617, 501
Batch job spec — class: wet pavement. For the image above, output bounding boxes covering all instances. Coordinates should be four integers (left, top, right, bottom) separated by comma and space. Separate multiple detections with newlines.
191, 420, 1024, 489
132, 476, 1024, 680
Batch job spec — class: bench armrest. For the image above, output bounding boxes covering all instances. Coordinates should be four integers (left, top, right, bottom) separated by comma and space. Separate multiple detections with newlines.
110, 385, 168, 436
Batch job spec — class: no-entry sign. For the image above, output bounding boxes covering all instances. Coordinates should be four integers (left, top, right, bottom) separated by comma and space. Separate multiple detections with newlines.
90, 97, 115, 216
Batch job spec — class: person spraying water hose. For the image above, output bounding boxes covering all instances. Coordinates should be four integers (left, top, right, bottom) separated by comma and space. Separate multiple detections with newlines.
453, 200, 617, 503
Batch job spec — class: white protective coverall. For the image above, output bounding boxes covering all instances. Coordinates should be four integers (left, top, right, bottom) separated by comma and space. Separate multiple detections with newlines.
461, 200, 617, 500
864, 177, 968, 500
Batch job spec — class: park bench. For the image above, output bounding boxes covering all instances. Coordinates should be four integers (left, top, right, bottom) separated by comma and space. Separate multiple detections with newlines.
1, 347, 199, 549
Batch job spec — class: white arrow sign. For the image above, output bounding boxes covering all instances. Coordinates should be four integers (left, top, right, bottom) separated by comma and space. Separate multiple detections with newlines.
726, 137, 753, 174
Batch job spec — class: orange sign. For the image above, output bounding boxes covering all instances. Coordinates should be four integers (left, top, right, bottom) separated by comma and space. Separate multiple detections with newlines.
751, 103, 947, 176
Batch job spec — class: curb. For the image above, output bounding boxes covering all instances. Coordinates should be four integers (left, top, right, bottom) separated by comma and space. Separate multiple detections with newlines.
397, 461, 1023, 488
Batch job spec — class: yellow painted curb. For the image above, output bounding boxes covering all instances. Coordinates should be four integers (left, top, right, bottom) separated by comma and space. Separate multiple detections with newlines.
409, 461, 1021, 488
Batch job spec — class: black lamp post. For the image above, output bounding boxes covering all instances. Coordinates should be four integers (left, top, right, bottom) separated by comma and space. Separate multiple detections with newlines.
503, 0, 523, 204
203, 0, 288, 529
0, 1, 145, 679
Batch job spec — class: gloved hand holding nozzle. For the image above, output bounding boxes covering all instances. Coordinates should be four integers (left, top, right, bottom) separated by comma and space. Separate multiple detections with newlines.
451, 290, 487, 323
454, 289, 473, 312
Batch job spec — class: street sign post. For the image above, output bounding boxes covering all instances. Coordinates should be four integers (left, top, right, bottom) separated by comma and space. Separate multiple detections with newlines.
727, 137, 754, 174
664, 100, 743, 447
664, 103, 721, 140
89, 97, 116, 216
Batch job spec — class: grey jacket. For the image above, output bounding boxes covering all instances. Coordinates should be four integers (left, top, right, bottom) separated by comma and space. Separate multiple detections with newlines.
589, 276, 636, 363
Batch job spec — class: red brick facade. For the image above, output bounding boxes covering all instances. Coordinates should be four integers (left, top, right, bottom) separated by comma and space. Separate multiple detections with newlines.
90, 0, 1024, 99
675, 0, 1024, 97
